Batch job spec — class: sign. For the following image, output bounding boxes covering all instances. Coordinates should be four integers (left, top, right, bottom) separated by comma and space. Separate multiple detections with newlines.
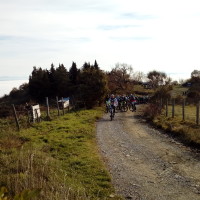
32, 104, 41, 119
58, 97, 70, 108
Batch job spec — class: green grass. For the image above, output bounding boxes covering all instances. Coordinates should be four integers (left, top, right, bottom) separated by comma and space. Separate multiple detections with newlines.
166, 104, 197, 122
133, 84, 154, 95
0, 108, 122, 200
169, 85, 188, 98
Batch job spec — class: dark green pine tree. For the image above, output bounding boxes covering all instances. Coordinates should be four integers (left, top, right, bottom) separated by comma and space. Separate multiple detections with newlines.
94, 60, 99, 70
54, 64, 70, 97
69, 62, 79, 85
82, 62, 91, 71
78, 64, 108, 108
29, 67, 51, 101
48, 63, 57, 97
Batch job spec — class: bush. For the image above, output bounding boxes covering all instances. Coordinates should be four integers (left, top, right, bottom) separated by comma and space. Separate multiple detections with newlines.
150, 86, 172, 105
143, 103, 162, 120
187, 91, 200, 104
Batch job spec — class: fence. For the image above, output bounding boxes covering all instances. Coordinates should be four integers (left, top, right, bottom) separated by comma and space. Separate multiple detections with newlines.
158, 98, 200, 125
0, 96, 72, 132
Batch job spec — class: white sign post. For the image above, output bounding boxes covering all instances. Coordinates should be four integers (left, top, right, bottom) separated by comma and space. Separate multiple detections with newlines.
32, 104, 41, 122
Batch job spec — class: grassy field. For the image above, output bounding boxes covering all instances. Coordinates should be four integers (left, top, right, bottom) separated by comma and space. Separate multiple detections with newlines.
0, 108, 122, 200
169, 85, 188, 98
166, 104, 198, 122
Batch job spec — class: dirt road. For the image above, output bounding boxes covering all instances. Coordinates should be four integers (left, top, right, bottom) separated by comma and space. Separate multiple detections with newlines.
96, 106, 200, 200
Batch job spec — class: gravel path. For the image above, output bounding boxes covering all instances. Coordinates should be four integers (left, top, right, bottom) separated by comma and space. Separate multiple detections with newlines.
96, 106, 200, 200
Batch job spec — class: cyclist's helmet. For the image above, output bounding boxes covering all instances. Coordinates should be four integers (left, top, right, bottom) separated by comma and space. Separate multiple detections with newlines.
111, 94, 115, 98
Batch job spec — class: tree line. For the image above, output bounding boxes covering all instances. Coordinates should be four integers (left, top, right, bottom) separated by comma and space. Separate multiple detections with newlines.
1, 61, 146, 109
1, 61, 200, 112
16, 61, 107, 108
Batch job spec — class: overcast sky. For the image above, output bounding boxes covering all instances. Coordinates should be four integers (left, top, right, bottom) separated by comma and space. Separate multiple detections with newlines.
0, 0, 200, 81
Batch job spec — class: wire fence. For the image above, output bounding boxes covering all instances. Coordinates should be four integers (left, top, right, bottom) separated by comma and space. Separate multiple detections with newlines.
1, 96, 200, 133
0, 96, 75, 132
154, 98, 200, 125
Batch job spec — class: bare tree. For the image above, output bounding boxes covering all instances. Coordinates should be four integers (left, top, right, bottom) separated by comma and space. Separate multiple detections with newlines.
132, 71, 146, 82
147, 70, 167, 89
107, 63, 133, 94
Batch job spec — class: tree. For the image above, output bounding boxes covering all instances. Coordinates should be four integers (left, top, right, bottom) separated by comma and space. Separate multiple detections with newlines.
132, 71, 146, 82
147, 70, 167, 89
48, 63, 57, 96
94, 60, 99, 70
191, 70, 200, 78
78, 65, 108, 108
165, 77, 172, 85
29, 67, 51, 100
82, 62, 91, 71
107, 63, 133, 94
191, 70, 200, 84
187, 70, 200, 103
29, 64, 70, 100
69, 62, 79, 85
8, 83, 30, 103
53, 64, 70, 97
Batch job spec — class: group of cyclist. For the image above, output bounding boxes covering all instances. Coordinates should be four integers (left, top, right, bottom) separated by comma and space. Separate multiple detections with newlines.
105, 94, 139, 118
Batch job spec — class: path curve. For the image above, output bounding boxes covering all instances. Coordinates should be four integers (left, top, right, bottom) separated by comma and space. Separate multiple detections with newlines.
96, 106, 200, 200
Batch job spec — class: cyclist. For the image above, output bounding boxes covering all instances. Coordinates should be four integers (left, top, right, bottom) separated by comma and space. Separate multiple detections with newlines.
108, 94, 118, 116
105, 94, 110, 113
119, 94, 128, 111
129, 94, 137, 112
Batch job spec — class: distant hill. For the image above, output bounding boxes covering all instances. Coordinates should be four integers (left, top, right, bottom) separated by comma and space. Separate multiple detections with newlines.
0, 76, 28, 81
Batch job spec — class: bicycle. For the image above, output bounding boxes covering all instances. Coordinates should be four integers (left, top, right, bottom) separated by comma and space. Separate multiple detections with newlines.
130, 101, 136, 112
120, 101, 128, 112
109, 105, 115, 121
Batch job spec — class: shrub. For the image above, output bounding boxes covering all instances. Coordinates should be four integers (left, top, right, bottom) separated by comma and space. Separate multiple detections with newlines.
143, 103, 162, 120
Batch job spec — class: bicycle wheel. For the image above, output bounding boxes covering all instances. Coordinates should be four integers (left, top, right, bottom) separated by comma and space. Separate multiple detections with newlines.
124, 105, 128, 112
128, 103, 131, 111
110, 110, 113, 121
132, 104, 136, 112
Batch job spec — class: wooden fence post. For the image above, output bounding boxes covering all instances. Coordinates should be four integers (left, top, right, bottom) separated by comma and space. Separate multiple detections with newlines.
56, 96, 60, 116
182, 99, 185, 121
172, 99, 175, 118
166, 99, 168, 117
196, 101, 200, 125
12, 104, 20, 131
46, 97, 50, 119
62, 97, 65, 115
